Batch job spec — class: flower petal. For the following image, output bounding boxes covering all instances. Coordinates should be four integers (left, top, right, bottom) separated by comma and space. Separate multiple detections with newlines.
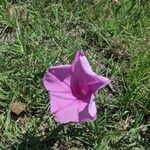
72, 50, 84, 72
88, 95, 97, 117
72, 53, 111, 93
79, 94, 96, 123
49, 90, 77, 113
54, 101, 80, 123
89, 76, 111, 93
54, 97, 96, 124
43, 65, 72, 92
43, 65, 75, 113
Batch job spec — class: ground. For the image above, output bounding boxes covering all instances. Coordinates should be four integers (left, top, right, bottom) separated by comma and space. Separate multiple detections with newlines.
0, 0, 150, 150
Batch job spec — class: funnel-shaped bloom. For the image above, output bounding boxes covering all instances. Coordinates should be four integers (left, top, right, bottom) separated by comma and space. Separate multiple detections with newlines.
43, 51, 111, 123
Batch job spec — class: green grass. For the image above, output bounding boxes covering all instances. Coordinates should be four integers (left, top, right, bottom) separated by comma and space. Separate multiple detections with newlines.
0, 0, 150, 149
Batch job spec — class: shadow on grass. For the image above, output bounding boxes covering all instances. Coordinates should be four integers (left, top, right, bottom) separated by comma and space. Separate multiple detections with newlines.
11, 125, 64, 150
10, 123, 93, 150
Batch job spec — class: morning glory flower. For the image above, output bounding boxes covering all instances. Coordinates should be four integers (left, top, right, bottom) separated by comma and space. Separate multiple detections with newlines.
43, 51, 111, 124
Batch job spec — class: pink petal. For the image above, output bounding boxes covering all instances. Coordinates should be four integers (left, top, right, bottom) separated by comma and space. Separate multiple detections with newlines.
79, 94, 97, 123
43, 65, 75, 113
48, 90, 77, 113
54, 96, 96, 124
89, 76, 111, 93
54, 101, 80, 123
72, 50, 84, 72
43, 65, 71, 92
72, 52, 111, 93
88, 95, 97, 117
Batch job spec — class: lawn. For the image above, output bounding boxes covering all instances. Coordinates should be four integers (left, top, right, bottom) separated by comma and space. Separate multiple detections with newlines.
0, 0, 150, 149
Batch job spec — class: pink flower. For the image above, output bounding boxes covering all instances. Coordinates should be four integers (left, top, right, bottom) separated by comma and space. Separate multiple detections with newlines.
43, 51, 111, 124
